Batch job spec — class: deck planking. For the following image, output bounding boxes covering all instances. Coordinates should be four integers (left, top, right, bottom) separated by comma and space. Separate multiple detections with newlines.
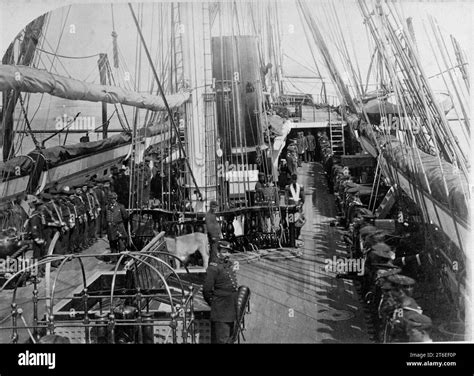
236, 162, 371, 343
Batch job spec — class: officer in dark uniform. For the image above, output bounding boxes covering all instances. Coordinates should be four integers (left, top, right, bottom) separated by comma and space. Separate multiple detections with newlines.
205, 201, 221, 261
92, 182, 105, 237
38, 192, 62, 255
99, 178, 112, 235
61, 187, 78, 253
85, 183, 99, 245
71, 186, 87, 251
203, 240, 239, 344
27, 198, 47, 259
80, 184, 93, 247
61, 187, 77, 253
105, 192, 129, 257
114, 168, 130, 208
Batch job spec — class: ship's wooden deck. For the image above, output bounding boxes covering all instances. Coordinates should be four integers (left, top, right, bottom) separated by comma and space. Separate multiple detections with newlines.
0, 161, 370, 343
236, 162, 370, 343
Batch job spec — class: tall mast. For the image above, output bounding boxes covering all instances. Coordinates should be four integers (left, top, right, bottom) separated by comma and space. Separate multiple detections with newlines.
128, 3, 202, 198
98, 53, 109, 139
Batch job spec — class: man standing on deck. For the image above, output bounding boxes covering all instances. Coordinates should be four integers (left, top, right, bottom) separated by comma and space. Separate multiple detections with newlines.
297, 132, 308, 164
72, 187, 87, 251
286, 174, 304, 206
102, 192, 129, 262
254, 172, 266, 203
306, 131, 316, 162
205, 200, 222, 262
27, 198, 47, 260
203, 240, 239, 344
286, 174, 305, 241
286, 149, 297, 176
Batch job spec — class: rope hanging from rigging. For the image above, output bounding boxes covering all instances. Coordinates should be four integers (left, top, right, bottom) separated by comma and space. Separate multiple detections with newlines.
111, 31, 119, 69
111, 3, 119, 69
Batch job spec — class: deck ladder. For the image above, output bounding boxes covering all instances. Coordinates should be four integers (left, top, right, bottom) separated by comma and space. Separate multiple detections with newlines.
329, 120, 345, 155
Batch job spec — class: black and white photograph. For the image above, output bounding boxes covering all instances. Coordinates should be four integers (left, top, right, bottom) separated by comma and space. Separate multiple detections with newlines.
0, 0, 472, 364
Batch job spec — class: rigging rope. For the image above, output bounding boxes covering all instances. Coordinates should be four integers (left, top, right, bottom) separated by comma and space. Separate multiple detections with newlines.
35, 48, 101, 60
28, 6, 72, 128
111, 4, 119, 69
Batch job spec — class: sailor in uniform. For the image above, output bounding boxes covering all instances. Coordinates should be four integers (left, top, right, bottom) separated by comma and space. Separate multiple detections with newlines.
70, 186, 87, 251
27, 197, 47, 260
403, 310, 433, 342
203, 240, 239, 344
306, 131, 316, 162
205, 200, 221, 261
285, 174, 305, 241
105, 192, 129, 258
286, 174, 304, 206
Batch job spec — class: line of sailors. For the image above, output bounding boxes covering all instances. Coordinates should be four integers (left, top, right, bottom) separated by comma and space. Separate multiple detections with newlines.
327, 157, 433, 341
317, 131, 338, 193
0, 175, 132, 267
330, 167, 432, 342
355, 226, 433, 343
332, 165, 367, 227
27, 179, 113, 260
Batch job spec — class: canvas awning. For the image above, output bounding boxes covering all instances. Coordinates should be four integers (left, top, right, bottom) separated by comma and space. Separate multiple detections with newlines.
0, 65, 190, 111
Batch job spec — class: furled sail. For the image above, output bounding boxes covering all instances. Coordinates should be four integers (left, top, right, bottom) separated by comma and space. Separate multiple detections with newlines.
0, 65, 190, 111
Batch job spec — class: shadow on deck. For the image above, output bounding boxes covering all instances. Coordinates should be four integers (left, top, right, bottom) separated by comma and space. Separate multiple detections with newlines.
237, 162, 371, 343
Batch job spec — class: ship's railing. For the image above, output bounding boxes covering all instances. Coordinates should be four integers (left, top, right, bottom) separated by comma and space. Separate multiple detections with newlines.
129, 204, 300, 249
0, 234, 203, 344
277, 93, 340, 107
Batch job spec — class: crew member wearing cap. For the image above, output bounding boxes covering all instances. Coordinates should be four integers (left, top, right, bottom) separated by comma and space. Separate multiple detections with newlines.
61, 187, 77, 253
306, 131, 316, 162
78, 184, 93, 247
382, 274, 419, 342
92, 182, 106, 237
26, 197, 47, 260
54, 191, 73, 255
113, 167, 130, 208
361, 242, 395, 296
203, 240, 239, 344
85, 183, 100, 245
296, 132, 307, 164
255, 173, 266, 203
285, 174, 304, 206
286, 150, 297, 176
390, 294, 424, 342
278, 159, 289, 191
71, 186, 87, 251
38, 192, 62, 256
376, 276, 399, 334
285, 174, 305, 241
403, 310, 433, 342
105, 192, 129, 259
99, 178, 112, 234
388, 274, 416, 300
